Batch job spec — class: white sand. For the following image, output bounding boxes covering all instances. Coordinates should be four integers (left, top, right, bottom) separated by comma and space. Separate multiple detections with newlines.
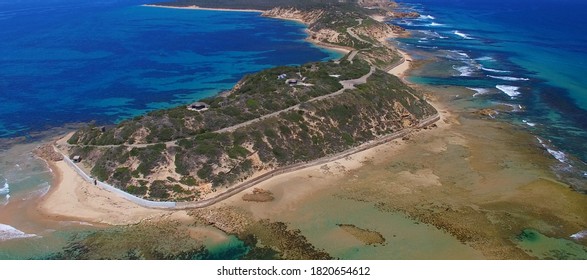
38, 160, 171, 226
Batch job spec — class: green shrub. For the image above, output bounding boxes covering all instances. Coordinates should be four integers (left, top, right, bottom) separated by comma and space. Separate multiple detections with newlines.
246, 99, 259, 110
180, 176, 198, 186
126, 185, 147, 196
197, 165, 213, 179
150, 180, 169, 199
227, 146, 250, 159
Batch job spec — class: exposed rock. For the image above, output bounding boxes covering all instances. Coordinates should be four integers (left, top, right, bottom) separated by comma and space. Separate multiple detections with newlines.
391, 11, 420, 19
242, 188, 274, 202
475, 108, 499, 118
189, 207, 253, 234
337, 224, 386, 245
33, 144, 64, 162
262, 7, 324, 25
358, 0, 398, 9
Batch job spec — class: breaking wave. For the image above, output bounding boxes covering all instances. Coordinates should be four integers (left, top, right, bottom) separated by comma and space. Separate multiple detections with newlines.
496, 85, 521, 98
0, 223, 38, 241
522, 120, 536, 127
489, 75, 529, 81
0, 180, 9, 196
453, 30, 473, 40
570, 230, 587, 240
467, 87, 492, 97
482, 67, 510, 73
453, 65, 475, 77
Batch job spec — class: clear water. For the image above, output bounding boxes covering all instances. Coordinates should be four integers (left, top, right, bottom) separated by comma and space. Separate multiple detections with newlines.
393, 0, 587, 191
0, 0, 340, 259
0, 0, 340, 138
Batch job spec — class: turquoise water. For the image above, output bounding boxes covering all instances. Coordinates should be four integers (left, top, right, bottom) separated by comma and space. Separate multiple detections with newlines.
393, 0, 587, 192
0, 0, 340, 258
0, 0, 339, 138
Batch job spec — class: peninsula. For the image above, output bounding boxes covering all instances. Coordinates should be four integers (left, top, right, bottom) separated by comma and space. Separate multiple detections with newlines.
35, 0, 587, 260
52, 0, 435, 204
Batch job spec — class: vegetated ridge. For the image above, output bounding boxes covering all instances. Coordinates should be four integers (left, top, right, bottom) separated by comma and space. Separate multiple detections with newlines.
64, 0, 436, 202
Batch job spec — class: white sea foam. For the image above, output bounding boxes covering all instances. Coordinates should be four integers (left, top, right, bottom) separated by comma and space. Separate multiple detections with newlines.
420, 30, 447, 39
448, 50, 469, 58
547, 149, 567, 163
476, 56, 495, 61
453, 30, 473, 40
489, 75, 529, 81
536, 137, 545, 145
481, 67, 510, 73
570, 230, 587, 240
428, 22, 445, 27
20, 182, 51, 200
0, 180, 9, 196
453, 65, 475, 77
420, 15, 435, 20
522, 120, 536, 127
0, 223, 38, 241
496, 85, 521, 98
467, 87, 491, 96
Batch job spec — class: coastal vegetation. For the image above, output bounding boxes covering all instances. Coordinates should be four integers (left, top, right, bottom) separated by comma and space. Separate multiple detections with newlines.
66, 60, 435, 201
62, 0, 437, 202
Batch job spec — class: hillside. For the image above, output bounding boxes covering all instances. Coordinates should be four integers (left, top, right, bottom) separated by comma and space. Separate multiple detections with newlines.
65, 58, 436, 202
61, 0, 438, 202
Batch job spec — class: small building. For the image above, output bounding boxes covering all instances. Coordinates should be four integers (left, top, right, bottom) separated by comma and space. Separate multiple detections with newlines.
187, 102, 209, 112
277, 74, 287, 79
285, 79, 298, 86
72, 155, 82, 163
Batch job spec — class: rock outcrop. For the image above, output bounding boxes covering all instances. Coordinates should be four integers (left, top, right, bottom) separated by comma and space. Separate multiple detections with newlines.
262, 7, 324, 25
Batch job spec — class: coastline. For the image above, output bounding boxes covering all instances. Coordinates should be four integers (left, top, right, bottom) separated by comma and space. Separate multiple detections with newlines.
33, 4, 429, 224
144, 4, 354, 57
29, 3, 587, 259
387, 49, 412, 78
142, 4, 264, 13
37, 160, 171, 226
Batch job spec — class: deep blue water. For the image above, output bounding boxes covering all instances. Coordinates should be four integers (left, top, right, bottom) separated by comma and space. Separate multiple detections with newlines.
0, 0, 339, 257
0, 0, 339, 138
393, 0, 587, 189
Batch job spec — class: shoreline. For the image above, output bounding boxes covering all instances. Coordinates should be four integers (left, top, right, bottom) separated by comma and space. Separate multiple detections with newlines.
142, 4, 264, 13
37, 159, 171, 226
387, 49, 412, 78
34, 4, 434, 224
144, 4, 354, 57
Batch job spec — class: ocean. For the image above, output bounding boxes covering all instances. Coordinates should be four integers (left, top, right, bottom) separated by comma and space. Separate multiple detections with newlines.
1, 0, 586, 259
0, 0, 339, 258
0, 0, 339, 138
392, 0, 587, 191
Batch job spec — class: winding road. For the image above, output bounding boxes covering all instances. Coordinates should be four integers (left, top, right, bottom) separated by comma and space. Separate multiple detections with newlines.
68, 66, 376, 149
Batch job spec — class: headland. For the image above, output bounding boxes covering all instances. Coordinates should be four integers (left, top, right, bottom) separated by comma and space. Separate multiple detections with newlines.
31, 0, 587, 260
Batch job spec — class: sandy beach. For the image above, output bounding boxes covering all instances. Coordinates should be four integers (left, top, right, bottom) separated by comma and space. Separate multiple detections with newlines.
34, 4, 433, 228
387, 50, 412, 78
37, 160, 171, 226
29, 3, 587, 260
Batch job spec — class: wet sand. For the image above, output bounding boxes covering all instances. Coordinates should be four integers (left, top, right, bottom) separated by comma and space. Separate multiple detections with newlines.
217, 86, 587, 259
8, 6, 585, 259
37, 160, 171, 226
